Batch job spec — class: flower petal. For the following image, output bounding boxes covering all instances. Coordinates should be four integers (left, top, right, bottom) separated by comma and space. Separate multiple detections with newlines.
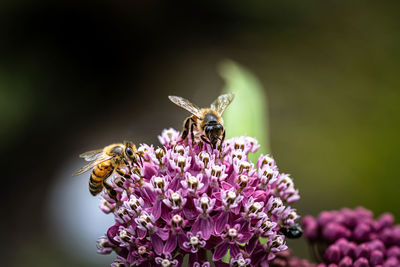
214, 212, 229, 235
177, 233, 189, 250
152, 199, 162, 220
245, 235, 259, 255
230, 244, 240, 258
191, 217, 201, 235
213, 242, 230, 261
201, 217, 214, 240
163, 233, 177, 254
150, 233, 164, 255
157, 228, 169, 241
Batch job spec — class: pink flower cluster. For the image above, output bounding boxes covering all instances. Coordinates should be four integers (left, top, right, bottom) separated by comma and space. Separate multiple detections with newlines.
269, 250, 316, 267
302, 207, 400, 267
96, 128, 301, 267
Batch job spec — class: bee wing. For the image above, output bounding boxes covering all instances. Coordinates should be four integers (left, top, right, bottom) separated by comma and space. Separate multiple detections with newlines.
72, 155, 114, 176
79, 149, 105, 161
210, 93, 235, 115
168, 96, 201, 117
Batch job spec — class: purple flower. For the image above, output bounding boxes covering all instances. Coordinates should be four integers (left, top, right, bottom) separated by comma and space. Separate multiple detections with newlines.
95, 129, 301, 266
154, 254, 180, 267
182, 232, 206, 253
230, 253, 251, 267
213, 224, 252, 261
303, 207, 400, 267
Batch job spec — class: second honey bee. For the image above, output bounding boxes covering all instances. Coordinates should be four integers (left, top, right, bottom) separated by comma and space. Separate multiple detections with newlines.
72, 141, 141, 197
168, 93, 235, 149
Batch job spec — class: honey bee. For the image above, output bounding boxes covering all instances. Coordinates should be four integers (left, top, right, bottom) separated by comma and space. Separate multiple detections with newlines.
168, 93, 235, 149
72, 141, 141, 197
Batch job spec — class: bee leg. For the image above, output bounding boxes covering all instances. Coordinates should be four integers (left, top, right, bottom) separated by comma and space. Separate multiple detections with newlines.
133, 155, 143, 168
103, 180, 117, 200
200, 135, 212, 148
219, 130, 226, 154
116, 168, 130, 179
139, 154, 144, 166
181, 117, 191, 141
190, 122, 197, 147
132, 166, 142, 177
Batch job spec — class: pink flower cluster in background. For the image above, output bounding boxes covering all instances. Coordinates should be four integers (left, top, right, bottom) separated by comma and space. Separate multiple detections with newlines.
96, 128, 301, 267
269, 249, 316, 267
302, 207, 400, 267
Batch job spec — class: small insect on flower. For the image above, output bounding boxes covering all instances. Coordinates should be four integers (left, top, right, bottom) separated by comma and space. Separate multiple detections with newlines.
72, 141, 142, 198
168, 93, 235, 150
279, 224, 303, 239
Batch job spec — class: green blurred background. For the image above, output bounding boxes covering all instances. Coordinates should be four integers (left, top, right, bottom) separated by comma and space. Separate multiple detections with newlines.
1, 1, 399, 266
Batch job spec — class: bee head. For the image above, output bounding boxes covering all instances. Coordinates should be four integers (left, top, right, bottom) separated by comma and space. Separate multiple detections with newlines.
205, 124, 224, 145
123, 141, 137, 161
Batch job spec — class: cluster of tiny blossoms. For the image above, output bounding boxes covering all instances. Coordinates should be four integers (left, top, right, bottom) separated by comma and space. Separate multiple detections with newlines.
302, 207, 400, 267
97, 128, 300, 267
269, 250, 316, 267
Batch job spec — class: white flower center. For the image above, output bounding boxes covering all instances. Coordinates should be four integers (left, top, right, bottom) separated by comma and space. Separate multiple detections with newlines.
138, 246, 146, 255
119, 230, 129, 238
139, 214, 151, 225
190, 236, 199, 245
161, 259, 171, 267
232, 151, 243, 160
129, 196, 138, 205
211, 165, 223, 177
237, 258, 246, 266
117, 207, 125, 215
175, 145, 185, 155
228, 228, 238, 237
154, 177, 164, 188
239, 162, 251, 173
239, 175, 248, 183
177, 156, 186, 164
171, 192, 180, 201
188, 175, 198, 184
262, 156, 273, 167
227, 191, 236, 199
266, 221, 273, 227
155, 148, 165, 159
200, 152, 210, 161
263, 167, 274, 181
165, 129, 174, 138
234, 140, 245, 150
200, 197, 209, 205
172, 214, 182, 223
253, 202, 262, 210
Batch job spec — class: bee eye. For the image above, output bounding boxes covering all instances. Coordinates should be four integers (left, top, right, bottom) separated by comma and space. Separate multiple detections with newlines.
125, 147, 134, 157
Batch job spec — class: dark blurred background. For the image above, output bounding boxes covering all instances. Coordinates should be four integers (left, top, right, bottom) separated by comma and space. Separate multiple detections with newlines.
1, 1, 400, 266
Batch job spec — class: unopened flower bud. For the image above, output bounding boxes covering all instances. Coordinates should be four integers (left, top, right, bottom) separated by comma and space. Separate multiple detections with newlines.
353, 257, 369, 267
324, 245, 341, 263
369, 250, 384, 266
353, 223, 371, 242
338, 256, 352, 267
355, 243, 370, 259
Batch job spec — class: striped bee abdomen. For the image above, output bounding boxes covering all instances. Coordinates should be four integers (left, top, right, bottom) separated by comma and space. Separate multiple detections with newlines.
89, 160, 114, 196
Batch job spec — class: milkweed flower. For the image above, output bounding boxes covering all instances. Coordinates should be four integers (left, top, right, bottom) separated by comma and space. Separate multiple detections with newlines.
302, 207, 400, 267
97, 128, 301, 266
